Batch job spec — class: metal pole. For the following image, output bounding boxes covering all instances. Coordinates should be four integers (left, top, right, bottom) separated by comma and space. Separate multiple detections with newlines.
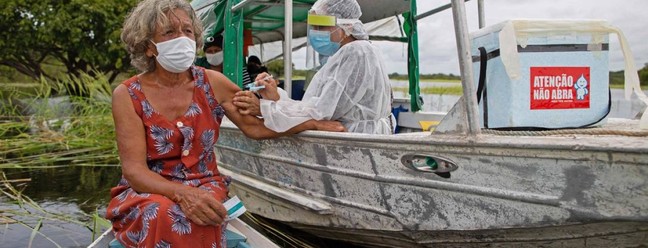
284, 0, 293, 98
478, 0, 485, 28
232, 0, 256, 12
194, 0, 220, 12
415, 0, 470, 21
451, 0, 481, 135
260, 43, 264, 62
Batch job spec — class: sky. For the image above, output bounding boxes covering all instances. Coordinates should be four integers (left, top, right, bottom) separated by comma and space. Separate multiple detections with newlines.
296, 0, 648, 75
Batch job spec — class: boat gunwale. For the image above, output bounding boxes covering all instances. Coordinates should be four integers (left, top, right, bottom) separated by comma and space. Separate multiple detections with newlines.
216, 145, 563, 207
219, 120, 648, 154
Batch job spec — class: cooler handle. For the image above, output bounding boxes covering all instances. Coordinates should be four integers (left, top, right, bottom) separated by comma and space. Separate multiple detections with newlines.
476, 47, 489, 128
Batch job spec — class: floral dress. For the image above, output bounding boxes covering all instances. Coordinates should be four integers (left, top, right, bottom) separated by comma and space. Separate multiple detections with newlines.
106, 66, 229, 248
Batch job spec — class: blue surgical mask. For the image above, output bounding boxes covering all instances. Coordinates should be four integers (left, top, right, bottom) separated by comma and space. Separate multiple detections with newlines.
308, 28, 341, 56
318, 54, 329, 67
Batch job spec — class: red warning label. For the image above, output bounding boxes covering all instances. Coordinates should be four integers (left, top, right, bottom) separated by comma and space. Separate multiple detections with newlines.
530, 67, 590, 109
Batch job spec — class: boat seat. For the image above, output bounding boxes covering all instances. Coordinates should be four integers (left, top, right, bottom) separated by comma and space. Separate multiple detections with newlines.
105, 229, 251, 248
108, 238, 124, 248
226, 229, 252, 248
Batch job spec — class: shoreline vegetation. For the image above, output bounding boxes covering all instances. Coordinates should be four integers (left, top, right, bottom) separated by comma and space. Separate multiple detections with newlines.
0, 72, 118, 246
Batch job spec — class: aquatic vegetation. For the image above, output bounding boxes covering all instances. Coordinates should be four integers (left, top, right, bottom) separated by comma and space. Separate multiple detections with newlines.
0, 72, 119, 168
0, 172, 112, 247
0, 72, 118, 245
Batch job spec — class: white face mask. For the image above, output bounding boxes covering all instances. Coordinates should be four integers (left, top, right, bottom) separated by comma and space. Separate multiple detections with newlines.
206, 51, 223, 66
151, 37, 196, 73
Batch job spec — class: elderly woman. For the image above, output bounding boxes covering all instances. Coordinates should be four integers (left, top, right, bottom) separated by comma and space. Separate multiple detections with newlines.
234, 0, 394, 134
106, 0, 344, 247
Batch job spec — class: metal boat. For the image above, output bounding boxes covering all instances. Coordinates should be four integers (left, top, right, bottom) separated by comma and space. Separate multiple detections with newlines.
193, 0, 648, 247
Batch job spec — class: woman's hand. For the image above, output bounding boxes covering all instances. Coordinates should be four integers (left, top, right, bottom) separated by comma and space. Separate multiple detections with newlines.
233, 91, 261, 116
308, 119, 347, 132
172, 186, 227, 226
254, 72, 280, 101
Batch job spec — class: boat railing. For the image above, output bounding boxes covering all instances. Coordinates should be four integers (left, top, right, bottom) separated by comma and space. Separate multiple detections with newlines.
414, 0, 485, 135
450, 0, 481, 135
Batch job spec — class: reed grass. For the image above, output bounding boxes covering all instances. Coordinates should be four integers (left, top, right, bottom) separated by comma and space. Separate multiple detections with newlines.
0, 71, 119, 168
1, 173, 72, 247
0, 72, 117, 245
0, 171, 111, 246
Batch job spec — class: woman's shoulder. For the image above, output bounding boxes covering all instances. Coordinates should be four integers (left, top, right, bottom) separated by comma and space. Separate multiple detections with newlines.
114, 72, 152, 97
203, 68, 238, 94
113, 74, 140, 94
203, 68, 227, 85
121, 74, 141, 85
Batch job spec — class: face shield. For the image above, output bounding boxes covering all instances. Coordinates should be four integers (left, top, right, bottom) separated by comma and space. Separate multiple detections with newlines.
305, 14, 338, 69
305, 14, 364, 69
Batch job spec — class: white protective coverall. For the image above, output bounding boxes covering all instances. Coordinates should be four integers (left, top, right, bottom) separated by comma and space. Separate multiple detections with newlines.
259, 40, 394, 134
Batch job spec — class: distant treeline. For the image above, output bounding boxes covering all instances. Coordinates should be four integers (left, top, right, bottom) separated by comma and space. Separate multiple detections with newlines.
610, 64, 648, 86
388, 72, 461, 81
276, 70, 462, 81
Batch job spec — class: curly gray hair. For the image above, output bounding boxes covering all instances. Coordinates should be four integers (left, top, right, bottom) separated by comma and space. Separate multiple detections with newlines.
121, 0, 204, 72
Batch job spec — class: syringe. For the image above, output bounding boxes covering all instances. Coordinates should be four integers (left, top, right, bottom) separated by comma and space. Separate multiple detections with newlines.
246, 75, 273, 92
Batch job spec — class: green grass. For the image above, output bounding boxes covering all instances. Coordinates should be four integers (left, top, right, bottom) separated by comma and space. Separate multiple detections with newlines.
280, 76, 306, 81
1, 72, 118, 168
419, 79, 461, 83
393, 85, 464, 95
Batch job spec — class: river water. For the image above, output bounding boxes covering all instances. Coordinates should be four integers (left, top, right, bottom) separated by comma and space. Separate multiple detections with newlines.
0, 167, 121, 248
0, 81, 646, 247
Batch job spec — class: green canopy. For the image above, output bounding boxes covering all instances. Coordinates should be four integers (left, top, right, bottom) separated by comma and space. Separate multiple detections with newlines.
222, 0, 244, 85
190, 0, 421, 113
191, 0, 317, 87
403, 0, 422, 112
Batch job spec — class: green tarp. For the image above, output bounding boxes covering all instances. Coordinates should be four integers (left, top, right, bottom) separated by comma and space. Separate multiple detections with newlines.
403, 0, 422, 112
191, 0, 421, 104
223, 0, 244, 86
192, 0, 316, 87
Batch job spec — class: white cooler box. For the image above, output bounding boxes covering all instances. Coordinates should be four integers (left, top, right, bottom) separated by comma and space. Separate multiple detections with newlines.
470, 20, 613, 129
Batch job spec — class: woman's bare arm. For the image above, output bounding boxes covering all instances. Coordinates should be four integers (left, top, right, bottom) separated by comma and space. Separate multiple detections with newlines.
206, 70, 345, 139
